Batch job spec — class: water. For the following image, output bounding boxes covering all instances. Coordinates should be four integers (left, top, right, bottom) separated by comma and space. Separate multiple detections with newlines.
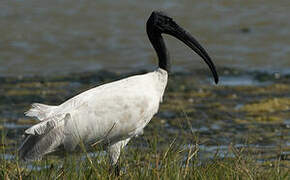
1, 0, 290, 76
0, 0, 289, 168
3, 122, 31, 129
219, 75, 271, 86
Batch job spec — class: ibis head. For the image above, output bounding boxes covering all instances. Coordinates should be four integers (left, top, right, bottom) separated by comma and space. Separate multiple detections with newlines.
147, 11, 219, 84
19, 11, 219, 177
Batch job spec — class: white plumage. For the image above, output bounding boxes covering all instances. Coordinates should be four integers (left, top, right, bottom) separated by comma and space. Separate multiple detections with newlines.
19, 69, 167, 165
18, 11, 218, 175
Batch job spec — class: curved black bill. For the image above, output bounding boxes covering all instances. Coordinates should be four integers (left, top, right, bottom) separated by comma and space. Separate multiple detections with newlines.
165, 22, 219, 84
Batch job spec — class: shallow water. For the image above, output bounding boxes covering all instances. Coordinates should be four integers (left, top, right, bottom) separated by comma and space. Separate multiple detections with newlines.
0, 68, 289, 167
1, 0, 290, 76
0, 0, 290, 170
219, 75, 271, 86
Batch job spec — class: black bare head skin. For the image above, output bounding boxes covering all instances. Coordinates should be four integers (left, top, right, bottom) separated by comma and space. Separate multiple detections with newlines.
146, 11, 219, 84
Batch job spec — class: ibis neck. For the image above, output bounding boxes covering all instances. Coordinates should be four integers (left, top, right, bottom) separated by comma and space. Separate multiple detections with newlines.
147, 31, 170, 72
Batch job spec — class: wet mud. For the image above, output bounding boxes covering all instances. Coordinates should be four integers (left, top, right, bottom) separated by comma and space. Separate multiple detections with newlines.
0, 67, 289, 167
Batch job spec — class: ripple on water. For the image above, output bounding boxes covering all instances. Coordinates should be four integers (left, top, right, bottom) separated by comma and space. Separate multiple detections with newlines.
3, 122, 31, 129
185, 143, 289, 162
284, 119, 290, 129
1, 153, 15, 161
219, 75, 272, 86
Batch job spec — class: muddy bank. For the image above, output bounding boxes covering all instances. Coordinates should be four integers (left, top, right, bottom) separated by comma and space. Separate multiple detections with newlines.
0, 67, 289, 165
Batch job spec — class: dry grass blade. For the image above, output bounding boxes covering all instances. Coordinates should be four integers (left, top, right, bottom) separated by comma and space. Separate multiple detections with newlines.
230, 144, 254, 180
55, 169, 64, 179
16, 162, 22, 180
183, 144, 199, 178
91, 122, 117, 147
162, 137, 176, 161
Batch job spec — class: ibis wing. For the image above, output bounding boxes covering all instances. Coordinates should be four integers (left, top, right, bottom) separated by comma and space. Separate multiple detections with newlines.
24, 113, 71, 135
25, 103, 58, 121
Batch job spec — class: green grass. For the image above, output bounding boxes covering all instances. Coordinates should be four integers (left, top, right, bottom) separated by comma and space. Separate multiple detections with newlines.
0, 135, 288, 180
1, 70, 289, 179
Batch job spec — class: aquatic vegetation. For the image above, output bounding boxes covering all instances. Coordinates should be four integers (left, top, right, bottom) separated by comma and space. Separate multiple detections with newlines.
240, 98, 290, 122
0, 133, 289, 179
242, 98, 290, 114
0, 68, 289, 179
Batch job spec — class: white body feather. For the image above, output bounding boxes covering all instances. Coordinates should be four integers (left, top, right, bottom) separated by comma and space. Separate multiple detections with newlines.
19, 68, 168, 163
18, 11, 219, 174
